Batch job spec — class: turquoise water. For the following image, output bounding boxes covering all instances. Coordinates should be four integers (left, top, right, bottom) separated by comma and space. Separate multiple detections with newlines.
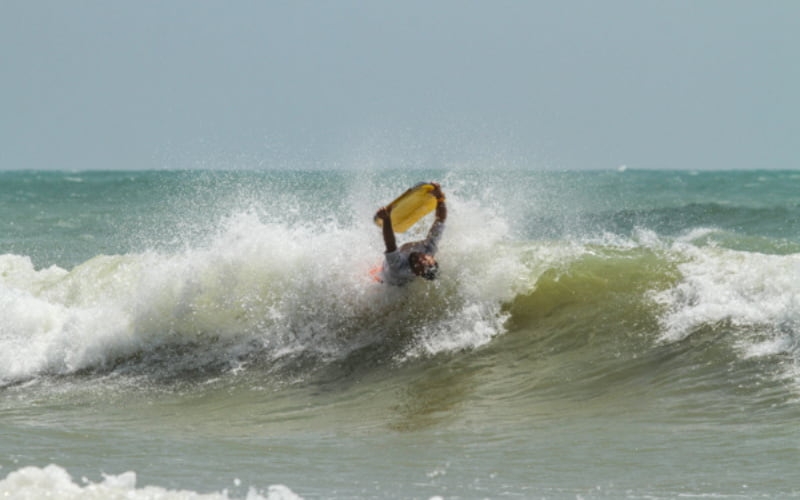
1, 169, 800, 499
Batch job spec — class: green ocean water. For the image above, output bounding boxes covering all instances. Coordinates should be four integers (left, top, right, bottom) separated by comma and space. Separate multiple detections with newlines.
1, 169, 800, 499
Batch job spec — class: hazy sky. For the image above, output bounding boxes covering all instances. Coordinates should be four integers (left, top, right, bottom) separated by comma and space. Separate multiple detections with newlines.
1, 1, 798, 171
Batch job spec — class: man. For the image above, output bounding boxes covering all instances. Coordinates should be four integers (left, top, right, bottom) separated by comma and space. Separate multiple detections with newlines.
374, 182, 447, 286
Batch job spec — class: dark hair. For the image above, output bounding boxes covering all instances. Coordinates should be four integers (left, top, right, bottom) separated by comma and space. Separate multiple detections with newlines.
420, 262, 439, 280
409, 252, 439, 280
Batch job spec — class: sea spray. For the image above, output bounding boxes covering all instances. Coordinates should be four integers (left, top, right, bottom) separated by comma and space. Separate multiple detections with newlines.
0, 189, 535, 384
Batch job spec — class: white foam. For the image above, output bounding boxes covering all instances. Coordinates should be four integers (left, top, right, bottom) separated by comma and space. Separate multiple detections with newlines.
0, 464, 301, 500
653, 244, 800, 345
397, 194, 554, 357
652, 243, 800, 391
0, 194, 548, 383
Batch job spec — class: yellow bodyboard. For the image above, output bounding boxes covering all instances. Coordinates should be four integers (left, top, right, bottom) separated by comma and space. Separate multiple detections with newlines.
374, 182, 437, 233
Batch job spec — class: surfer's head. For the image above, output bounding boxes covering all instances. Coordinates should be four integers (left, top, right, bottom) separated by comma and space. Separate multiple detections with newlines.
409, 252, 439, 281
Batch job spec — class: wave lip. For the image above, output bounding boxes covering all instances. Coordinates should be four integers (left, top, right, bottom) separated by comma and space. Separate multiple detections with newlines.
646, 240, 800, 396
654, 243, 800, 344
0, 203, 534, 386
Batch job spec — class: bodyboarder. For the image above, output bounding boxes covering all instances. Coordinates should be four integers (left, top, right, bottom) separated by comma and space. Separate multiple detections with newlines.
374, 182, 447, 286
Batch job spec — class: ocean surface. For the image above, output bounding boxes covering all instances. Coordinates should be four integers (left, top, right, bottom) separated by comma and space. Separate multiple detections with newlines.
1, 169, 799, 499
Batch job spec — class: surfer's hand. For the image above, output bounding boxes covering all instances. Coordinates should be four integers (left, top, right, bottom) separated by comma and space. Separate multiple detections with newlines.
376, 206, 391, 220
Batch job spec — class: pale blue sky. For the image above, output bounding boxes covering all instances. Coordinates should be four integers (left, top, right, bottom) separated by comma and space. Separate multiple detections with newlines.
1, 1, 798, 170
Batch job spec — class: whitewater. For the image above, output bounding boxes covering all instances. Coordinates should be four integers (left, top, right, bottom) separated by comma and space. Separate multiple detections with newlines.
1, 169, 800, 499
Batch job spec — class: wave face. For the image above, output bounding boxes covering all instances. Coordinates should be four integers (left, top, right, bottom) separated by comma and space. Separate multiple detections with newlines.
1, 169, 800, 498
1, 170, 799, 390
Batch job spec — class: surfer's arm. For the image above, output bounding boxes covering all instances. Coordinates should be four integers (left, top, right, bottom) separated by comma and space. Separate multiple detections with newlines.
376, 206, 397, 253
431, 183, 447, 223
435, 197, 447, 222
421, 184, 446, 253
